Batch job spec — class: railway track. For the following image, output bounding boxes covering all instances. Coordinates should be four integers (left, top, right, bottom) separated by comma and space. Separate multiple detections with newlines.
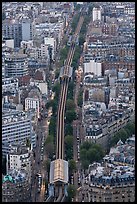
53, 15, 84, 202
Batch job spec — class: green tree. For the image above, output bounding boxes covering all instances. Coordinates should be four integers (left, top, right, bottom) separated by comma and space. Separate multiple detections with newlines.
44, 135, 55, 159
80, 141, 91, 150
109, 121, 135, 148
43, 159, 51, 173
65, 123, 73, 135
87, 148, 98, 163
71, 14, 80, 33
60, 46, 69, 61
44, 135, 54, 145
69, 159, 77, 175
81, 159, 89, 170
64, 135, 73, 160
66, 110, 77, 123
49, 116, 56, 136
66, 99, 75, 111
67, 184, 77, 201
45, 142, 54, 160
80, 148, 87, 161
55, 69, 60, 79
64, 135, 73, 149
52, 82, 61, 98
124, 122, 135, 135
79, 34, 85, 46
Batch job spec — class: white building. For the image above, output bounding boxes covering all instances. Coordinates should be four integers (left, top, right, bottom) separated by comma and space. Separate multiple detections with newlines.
44, 37, 56, 60
4, 53, 28, 78
2, 77, 19, 94
21, 40, 33, 49
9, 144, 32, 179
3, 39, 14, 49
25, 97, 40, 118
21, 18, 34, 41
84, 60, 102, 76
36, 43, 49, 60
92, 7, 101, 22
25, 88, 42, 118
2, 109, 36, 156
30, 80, 48, 95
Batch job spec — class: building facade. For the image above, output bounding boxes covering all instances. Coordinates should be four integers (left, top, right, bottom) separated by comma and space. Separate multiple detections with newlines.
2, 18, 22, 48
2, 109, 36, 156
9, 144, 32, 180
2, 169, 31, 202
4, 53, 28, 78
92, 7, 102, 22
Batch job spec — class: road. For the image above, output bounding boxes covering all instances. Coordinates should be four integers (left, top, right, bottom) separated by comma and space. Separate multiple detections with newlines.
31, 113, 51, 202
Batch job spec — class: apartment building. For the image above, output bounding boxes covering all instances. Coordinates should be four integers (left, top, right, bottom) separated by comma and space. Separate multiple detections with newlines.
2, 169, 31, 202
25, 87, 42, 118
4, 53, 28, 78
2, 77, 19, 94
80, 135, 135, 202
21, 17, 34, 41
92, 7, 102, 22
9, 144, 32, 180
2, 18, 22, 48
2, 109, 36, 156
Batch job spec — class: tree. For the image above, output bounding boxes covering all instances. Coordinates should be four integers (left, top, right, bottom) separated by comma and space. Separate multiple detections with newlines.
44, 135, 54, 145
60, 46, 69, 61
79, 34, 85, 46
66, 110, 77, 123
52, 82, 61, 97
65, 123, 73, 135
44, 135, 55, 159
80, 149, 87, 161
124, 122, 135, 135
80, 141, 91, 150
80, 142, 104, 170
67, 184, 77, 201
45, 142, 54, 160
87, 148, 98, 163
55, 69, 60, 79
66, 99, 75, 111
81, 159, 89, 170
109, 121, 135, 148
64, 135, 73, 149
71, 14, 80, 33
43, 159, 50, 173
69, 159, 77, 174
119, 129, 129, 142
65, 135, 73, 160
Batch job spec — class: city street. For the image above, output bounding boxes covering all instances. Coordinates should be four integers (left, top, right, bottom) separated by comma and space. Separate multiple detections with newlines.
31, 114, 50, 202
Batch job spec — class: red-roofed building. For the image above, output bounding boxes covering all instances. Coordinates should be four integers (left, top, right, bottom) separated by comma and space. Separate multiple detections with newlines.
18, 75, 31, 86
34, 70, 44, 81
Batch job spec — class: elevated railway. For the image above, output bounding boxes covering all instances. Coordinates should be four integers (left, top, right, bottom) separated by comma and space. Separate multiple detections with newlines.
46, 14, 84, 202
